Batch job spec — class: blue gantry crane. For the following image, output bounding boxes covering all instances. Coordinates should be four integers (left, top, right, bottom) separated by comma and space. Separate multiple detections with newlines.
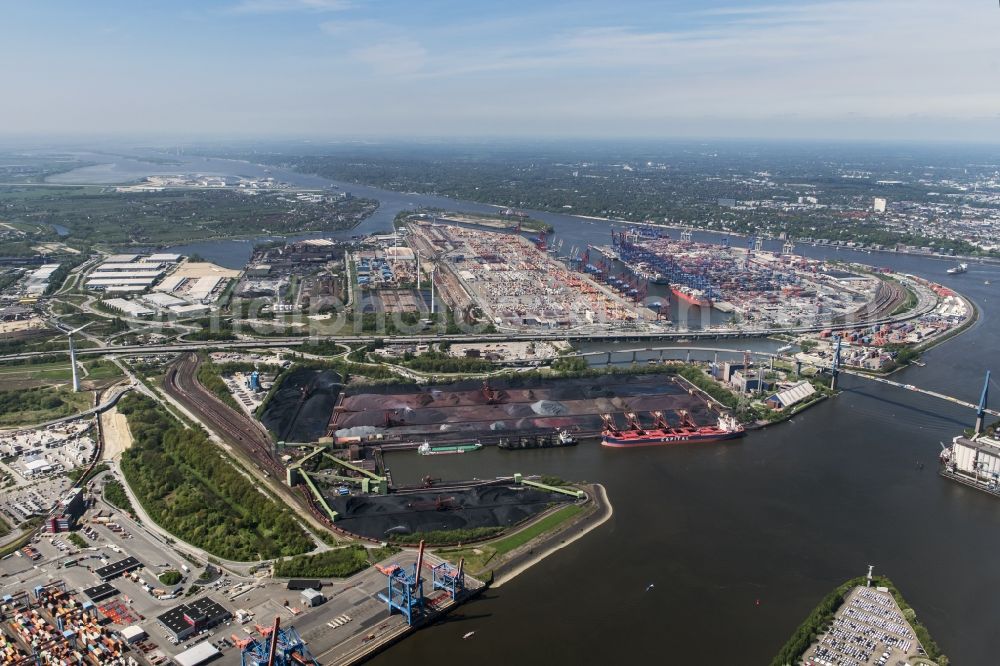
431, 558, 466, 600
240, 617, 317, 666
377, 540, 427, 625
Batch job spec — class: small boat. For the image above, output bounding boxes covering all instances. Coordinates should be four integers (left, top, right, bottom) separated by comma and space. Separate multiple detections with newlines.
947, 263, 968, 275
463, 632, 476, 640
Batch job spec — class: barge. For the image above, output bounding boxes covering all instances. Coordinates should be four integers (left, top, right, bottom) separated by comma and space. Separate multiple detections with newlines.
418, 442, 483, 456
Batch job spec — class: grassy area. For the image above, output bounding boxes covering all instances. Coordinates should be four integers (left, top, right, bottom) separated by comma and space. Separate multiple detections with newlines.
439, 503, 585, 574
392, 527, 504, 546
0, 360, 73, 383
67, 532, 89, 549
159, 570, 183, 586
83, 360, 125, 381
273, 545, 400, 578
0, 514, 10, 538
0, 386, 91, 426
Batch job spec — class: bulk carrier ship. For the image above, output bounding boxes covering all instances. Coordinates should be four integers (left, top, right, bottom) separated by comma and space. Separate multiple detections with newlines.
601, 410, 745, 448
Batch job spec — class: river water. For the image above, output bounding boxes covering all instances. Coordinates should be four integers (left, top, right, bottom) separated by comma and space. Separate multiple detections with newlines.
51, 154, 1000, 664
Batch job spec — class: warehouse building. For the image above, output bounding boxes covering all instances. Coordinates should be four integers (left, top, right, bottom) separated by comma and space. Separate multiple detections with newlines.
301, 588, 326, 607
157, 597, 232, 642
154, 275, 188, 293
96, 556, 143, 581
765, 381, 817, 410
173, 642, 221, 666
102, 298, 155, 318
86, 277, 158, 291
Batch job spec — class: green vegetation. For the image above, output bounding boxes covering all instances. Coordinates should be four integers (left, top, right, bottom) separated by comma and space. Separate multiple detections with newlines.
0, 360, 73, 383
0, 386, 90, 426
83, 360, 125, 381
118, 393, 312, 561
0, 514, 11, 538
273, 544, 400, 578
67, 532, 89, 549
673, 364, 739, 409
103, 479, 135, 514
392, 527, 505, 546
0, 187, 378, 245
440, 504, 585, 573
0, 516, 45, 558
195, 358, 241, 410
67, 462, 108, 484
394, 350, 497, 374
770, 576, 947, 666
551, 356, 588, 374
158, 570, 183, 586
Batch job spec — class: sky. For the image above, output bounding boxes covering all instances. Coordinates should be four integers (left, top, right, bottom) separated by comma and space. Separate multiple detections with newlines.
2, 0, 999, 142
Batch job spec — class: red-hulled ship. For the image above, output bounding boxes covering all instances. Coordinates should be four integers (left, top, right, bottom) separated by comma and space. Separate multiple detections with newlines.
601, 409, 745, 448
671, 285, 711, 307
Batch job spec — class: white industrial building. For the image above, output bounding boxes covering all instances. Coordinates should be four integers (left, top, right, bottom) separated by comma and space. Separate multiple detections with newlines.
301, 588, 326, 607
144, 253, 181, 263
102, 298, 155, 318
170, 303, 211, 317
143, 292, 187, 308
154, 275, 187, 292
104, 254, 139, 263
96, 263, 163, 272
86, 277, 157, 290
945, 435, 1000, 484
187, 276, 222, 302
765, 381, 817, 410
173, 642, 221, 666
25, 263, 61, 294
89, 270, 164, 280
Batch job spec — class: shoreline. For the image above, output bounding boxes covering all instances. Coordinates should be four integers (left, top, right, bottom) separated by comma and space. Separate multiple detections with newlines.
489, 483, 613, 588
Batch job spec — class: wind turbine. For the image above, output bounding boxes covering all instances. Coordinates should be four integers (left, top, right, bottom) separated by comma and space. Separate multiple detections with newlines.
65, 323, 92, 392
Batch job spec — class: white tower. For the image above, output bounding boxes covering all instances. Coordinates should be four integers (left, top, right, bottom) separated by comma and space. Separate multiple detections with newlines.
65, 323, 92, 393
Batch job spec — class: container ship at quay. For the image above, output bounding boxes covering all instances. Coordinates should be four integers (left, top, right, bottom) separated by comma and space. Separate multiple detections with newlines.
601, 410, 745, 448
671, 284, 711, 307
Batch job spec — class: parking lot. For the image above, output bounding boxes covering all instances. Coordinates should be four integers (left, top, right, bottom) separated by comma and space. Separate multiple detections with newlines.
803, 586, 923, 666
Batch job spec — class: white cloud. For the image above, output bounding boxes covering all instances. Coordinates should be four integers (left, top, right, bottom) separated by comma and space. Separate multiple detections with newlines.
350, 39, 428, 76
228, 0, 353, 14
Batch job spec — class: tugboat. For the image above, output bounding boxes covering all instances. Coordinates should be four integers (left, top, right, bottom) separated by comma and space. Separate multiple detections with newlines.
601, 410, 745, 448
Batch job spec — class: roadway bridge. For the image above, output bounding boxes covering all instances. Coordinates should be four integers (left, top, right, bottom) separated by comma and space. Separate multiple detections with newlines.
0, 296, 938, 364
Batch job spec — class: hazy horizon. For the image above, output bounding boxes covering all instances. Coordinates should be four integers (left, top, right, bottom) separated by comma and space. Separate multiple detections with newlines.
2, 0, 999, 142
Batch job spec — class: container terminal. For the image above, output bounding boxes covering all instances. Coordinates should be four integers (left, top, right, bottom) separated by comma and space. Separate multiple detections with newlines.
601, 229, 898, 326
406, 221, 661, 331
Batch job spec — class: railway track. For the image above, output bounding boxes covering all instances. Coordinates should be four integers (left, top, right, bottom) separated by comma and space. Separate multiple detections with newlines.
164, 353, 280, 473
162, 353, 339, 532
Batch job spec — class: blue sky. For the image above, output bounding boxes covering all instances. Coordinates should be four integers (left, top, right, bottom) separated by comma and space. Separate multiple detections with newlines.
2, 0, 998, 141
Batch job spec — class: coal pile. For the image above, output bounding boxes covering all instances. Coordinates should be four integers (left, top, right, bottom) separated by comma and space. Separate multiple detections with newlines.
261, 368, 343, 442
328, 484, 571, 540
